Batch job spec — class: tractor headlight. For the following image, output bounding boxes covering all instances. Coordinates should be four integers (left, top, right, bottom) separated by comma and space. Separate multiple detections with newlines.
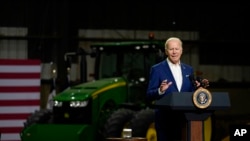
70, 101, 88, 107
53, 100, 63, 107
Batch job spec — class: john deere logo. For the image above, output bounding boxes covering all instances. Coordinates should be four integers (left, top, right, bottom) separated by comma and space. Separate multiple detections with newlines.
193, 87, 212, 109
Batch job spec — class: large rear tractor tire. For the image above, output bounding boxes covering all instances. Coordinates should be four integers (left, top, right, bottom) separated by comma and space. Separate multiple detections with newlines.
130, 108, 156, 141
103, 108, 135, 138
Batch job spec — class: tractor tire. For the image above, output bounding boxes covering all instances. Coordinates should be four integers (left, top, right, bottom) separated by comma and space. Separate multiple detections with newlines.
23, 109, 52, 128
130, 108, 156, 141
103, 108, 135, 138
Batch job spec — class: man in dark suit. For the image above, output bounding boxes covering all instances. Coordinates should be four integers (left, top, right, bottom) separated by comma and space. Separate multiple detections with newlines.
147, 37, 209, 141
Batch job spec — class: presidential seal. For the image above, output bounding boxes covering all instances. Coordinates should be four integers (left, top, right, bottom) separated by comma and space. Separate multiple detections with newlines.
193, 87, 212, 109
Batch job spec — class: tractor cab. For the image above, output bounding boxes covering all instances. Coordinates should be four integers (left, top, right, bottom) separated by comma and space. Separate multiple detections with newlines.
90, 41, 165, 105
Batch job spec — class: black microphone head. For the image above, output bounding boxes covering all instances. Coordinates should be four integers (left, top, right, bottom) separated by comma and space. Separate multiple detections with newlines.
196, 76, 202, 82
196, 76, 205, 86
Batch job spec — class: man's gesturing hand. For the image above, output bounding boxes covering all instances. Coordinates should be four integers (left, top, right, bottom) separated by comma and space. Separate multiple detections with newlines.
160, 79, 173, 93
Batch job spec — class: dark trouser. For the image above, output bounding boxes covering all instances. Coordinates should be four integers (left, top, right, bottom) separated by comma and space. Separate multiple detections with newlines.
155, 110, 186, 141
156, 125, 186, 141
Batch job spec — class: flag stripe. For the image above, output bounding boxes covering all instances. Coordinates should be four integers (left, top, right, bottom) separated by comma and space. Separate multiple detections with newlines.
0, 100, 40, 106
0, 113, 31, 120
0, 86, 40, 92
0, 79, 40, 86
0, 93, 40, 100
0, 127, 23, 133
0, 106, 40, 114
0, 66, 40, 73
0, 59, 40, 65
1, 133, 21, 140
0, 73, 40, 79
0, 120, 26, 127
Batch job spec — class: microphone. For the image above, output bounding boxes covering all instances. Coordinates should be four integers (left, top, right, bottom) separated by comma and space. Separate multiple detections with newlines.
197, 76, 207, 87
189, 74, 206, 88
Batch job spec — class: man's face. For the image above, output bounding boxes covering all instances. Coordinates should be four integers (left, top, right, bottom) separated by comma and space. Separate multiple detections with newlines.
165, 40, 183, 64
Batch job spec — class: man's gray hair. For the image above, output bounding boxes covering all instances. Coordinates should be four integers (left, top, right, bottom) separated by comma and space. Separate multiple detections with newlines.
164, 37, 183, 50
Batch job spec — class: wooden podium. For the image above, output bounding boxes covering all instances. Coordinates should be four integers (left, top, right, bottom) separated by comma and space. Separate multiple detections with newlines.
154, 91, 231, 141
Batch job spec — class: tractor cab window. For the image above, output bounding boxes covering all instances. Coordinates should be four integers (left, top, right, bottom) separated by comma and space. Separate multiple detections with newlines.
98, 49, 160, 81
99, 53, 117, 78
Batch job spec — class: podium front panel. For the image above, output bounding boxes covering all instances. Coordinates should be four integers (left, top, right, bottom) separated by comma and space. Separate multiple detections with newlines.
154, 92, 230, 111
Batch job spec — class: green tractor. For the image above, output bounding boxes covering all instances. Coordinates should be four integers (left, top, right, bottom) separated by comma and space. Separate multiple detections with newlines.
20, 41, 165, 141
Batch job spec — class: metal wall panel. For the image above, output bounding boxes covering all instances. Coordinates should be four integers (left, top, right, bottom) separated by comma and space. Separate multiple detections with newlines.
0, 27, 28, 59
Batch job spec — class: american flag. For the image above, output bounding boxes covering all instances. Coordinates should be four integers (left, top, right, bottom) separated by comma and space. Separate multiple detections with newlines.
0, 59, 41, 141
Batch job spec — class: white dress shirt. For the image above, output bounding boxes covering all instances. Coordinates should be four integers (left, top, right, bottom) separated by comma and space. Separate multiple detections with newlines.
167, 58, 182, 92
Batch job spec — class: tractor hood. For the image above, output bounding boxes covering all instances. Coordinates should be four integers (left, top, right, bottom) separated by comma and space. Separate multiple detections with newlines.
53, 77, 127, 101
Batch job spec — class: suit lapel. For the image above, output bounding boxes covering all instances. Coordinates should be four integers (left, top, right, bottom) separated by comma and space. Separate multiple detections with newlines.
180, 64, 185, 91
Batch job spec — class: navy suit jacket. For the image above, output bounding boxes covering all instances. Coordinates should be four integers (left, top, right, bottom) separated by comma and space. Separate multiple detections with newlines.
146, 59, 196, 130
